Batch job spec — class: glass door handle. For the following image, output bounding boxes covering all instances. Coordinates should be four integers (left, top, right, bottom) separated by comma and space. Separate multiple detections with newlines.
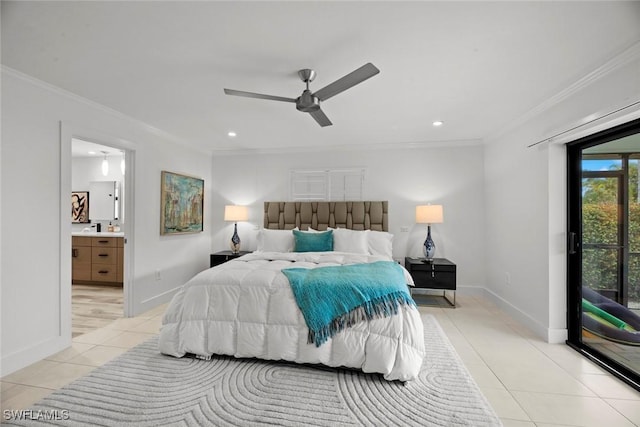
569, 232, 578, 254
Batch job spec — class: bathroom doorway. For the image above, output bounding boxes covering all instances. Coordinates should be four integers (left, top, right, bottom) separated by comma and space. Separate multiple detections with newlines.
70, 138, 131, 336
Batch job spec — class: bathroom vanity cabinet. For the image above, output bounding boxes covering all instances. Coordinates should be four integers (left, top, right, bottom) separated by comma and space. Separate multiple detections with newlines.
72, 234, 124, 286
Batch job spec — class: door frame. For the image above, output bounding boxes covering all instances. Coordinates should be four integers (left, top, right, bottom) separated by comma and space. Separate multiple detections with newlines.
60, 122, 136, 343
566, 117, 640, 391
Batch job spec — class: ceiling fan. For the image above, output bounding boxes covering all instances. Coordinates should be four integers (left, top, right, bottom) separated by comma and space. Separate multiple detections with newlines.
224, 63, 380, 127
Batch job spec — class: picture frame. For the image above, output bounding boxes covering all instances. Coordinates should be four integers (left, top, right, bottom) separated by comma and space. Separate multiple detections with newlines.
72, 191, 90, 223
160, 171, 204, 235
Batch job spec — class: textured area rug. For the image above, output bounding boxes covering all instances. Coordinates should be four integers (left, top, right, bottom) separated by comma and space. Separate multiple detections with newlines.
7, 315, 501, 426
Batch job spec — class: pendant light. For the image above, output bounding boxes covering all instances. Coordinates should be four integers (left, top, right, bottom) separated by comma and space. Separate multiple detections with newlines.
101, 151, 109, 176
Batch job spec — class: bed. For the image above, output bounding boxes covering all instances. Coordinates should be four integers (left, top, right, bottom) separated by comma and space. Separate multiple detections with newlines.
159, 201, 425, 381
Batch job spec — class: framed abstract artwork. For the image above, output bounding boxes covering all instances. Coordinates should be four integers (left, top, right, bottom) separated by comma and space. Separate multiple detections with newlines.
160, 171, 204, 235
72, 191, 90, 223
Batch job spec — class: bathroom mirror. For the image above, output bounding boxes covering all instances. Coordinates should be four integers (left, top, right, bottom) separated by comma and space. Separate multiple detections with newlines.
89, 181, 120, 220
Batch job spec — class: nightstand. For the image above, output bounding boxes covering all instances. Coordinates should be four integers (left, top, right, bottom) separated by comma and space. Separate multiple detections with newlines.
210, 250, 251, 268
404, 257, 456, 307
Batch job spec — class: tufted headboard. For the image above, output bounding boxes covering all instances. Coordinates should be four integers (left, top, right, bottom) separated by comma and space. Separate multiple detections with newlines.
263, 201, 388, 231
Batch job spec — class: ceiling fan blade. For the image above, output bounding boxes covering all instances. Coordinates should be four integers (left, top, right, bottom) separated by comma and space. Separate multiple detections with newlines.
313, 63, 380, 101
309, 108, 333, 127
224, 88, 296, 103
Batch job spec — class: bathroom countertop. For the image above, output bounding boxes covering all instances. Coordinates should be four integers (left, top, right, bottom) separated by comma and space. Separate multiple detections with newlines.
72, 231, 125, 237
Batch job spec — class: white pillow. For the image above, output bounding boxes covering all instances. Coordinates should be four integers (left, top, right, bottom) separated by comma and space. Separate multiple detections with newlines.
256, 229, 295, 252
367, 230, 394, 259
299, 228, 320, 233
329, 227, 369, 254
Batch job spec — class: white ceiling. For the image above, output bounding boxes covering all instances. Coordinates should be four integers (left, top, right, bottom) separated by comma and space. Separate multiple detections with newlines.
3, 1, 640, 154
71, 138, 125, 158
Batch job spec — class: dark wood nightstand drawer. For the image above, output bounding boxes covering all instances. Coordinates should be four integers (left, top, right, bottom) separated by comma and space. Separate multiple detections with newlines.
210, 251, 251, 268
405, 257, 457, 307
410, 270, 456, 290
405, 258, 455, 273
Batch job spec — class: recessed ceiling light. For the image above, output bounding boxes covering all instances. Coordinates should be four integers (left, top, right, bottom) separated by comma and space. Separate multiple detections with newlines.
227, 131, 237, 137
88, 150, 96, 155
432, 121, 444, 127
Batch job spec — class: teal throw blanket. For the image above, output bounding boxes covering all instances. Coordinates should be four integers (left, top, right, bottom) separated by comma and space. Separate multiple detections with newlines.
282, 261, 416, 347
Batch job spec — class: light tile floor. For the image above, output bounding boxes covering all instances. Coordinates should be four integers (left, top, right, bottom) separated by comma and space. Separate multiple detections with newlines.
417, 294, 640, 427
1, 294, 639, 426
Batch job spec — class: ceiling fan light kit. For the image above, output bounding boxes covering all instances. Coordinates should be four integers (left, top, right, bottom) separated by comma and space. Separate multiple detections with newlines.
224, 63, 379, 127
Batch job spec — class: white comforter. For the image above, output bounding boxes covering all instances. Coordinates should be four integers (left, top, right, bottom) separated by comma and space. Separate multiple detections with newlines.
159, 252, 425, 381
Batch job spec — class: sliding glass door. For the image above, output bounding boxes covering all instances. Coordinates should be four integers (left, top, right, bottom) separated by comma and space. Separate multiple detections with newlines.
567, 118, 640, 391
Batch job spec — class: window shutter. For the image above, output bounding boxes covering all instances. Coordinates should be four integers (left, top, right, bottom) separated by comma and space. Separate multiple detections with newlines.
329, 169, 364, 201
290, 168, 365, 201
290, 170, 327, 201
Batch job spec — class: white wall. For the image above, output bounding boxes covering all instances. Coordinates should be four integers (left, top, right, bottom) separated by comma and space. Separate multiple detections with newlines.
1, 69, 213, 376
483, 44, 640, 342
211, 143, 487, 290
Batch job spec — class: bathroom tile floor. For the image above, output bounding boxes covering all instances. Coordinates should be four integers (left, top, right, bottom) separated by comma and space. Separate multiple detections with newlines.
71, 284, 123, 337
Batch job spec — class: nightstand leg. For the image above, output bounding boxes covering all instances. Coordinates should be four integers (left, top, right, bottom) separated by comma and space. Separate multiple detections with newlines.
443, 290, 456, 308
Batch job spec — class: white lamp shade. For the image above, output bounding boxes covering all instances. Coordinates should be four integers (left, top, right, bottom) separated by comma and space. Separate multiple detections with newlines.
416, 205, 443, 224
224, 205, 248, 222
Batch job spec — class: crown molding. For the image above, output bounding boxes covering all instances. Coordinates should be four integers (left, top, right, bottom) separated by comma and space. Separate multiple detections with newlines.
486, 40, 640, 143
210, 138, 483, 156
1, 65, 210, 154
534, 104, 640, 147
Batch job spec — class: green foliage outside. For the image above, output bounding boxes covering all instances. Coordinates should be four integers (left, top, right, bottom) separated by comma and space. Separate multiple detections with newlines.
582, 161, 640, 307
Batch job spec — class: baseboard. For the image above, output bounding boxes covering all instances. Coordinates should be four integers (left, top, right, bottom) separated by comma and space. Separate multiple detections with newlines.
480, 287, 567, 344
1, 335, 71, 377
133, 285, 182, 317
547, 327, 569, 343
456, 285, 486, 297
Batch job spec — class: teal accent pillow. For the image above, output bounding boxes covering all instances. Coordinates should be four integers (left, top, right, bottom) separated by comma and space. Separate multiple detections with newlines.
293, 230, 333, 252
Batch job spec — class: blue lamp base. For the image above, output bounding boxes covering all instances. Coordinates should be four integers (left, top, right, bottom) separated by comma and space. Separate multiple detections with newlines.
423, 225, 435, 261
230, 223, 241, 254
